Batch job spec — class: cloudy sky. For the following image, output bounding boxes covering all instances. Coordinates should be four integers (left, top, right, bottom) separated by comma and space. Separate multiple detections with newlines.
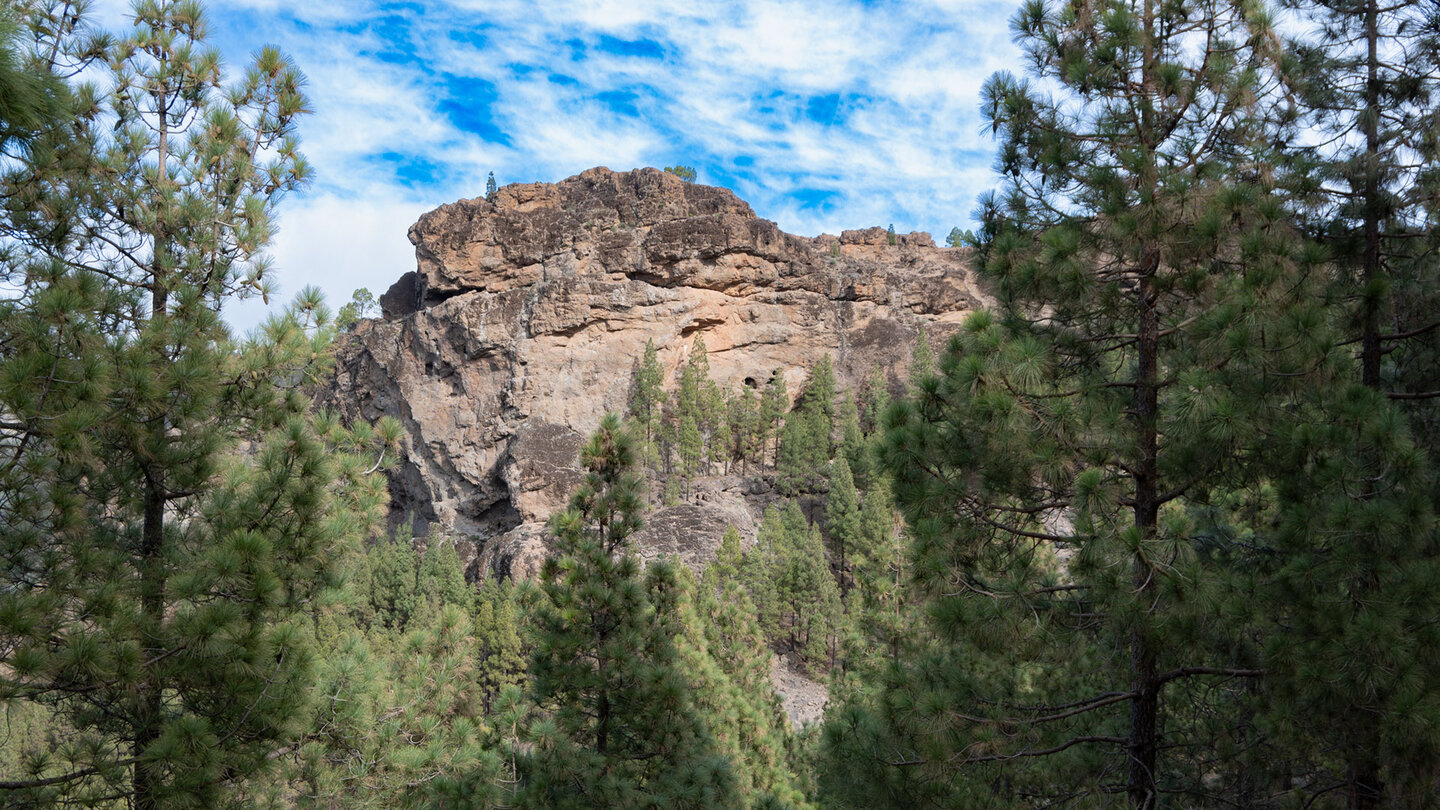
91, 0, 1023, 331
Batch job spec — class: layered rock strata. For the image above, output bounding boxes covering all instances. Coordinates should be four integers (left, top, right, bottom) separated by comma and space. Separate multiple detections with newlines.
319, 166, 985, 578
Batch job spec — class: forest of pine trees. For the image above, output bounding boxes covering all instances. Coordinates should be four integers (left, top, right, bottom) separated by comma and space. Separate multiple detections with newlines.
2, 1, 1439, 809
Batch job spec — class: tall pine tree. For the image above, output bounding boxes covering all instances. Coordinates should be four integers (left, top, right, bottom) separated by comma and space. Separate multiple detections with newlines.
823, 0, 1310, 805
0, 4, 395, 807
521, 414, 738, 808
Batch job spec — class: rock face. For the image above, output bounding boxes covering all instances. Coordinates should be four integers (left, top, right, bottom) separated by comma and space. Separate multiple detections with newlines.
319, 166, 985, 578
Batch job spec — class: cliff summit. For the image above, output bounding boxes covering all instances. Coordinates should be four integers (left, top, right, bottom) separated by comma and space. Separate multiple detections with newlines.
320, 166, 987, 578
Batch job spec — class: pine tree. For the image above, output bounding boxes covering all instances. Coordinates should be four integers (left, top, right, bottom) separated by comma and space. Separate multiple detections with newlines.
1262, 386, 1440, 808
775, 408, 827, 496
674, 565, 808, 807
1262, 4, 1440, 806
797, 354, 837, 430
677, 413, 703, 494
906, 324, 934, 394
743, 506, 787, 643
760, 369, 789, 465
825, 458, 861, 600
268, 605, 510, 810
521, 414, 737, 808
725, 384, 763, 474
368, 526, 421, 631
704, 526, 746, 593
710, 389, 733, 474
0, 9, 65, 154
473, 582, 527, 715
822, 0, 1305, 805
785, 519, 841, 673
335, 287, 376, 330
753, 501, 842, 674
418, 535, 472, 611
672, 337, 724, 480
630, 338, 665, 466
0, 5, 397, 807
836, 393, 870, 488
850, 481, 909, 667
664, 165, 698, 183
858, 367, 891, 438
1283, 0, 1440, 396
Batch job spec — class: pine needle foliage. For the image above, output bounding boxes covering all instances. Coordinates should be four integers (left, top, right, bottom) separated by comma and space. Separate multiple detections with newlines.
0, 5, 395, 807
820, 0, 1332, 806
520, 414, 739, 808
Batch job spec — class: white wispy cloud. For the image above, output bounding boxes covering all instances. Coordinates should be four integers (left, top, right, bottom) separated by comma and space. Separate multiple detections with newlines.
90, 0, 1025, 329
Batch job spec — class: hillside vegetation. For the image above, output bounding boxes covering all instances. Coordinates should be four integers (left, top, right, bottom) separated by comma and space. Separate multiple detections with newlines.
2, 1, 1439, 809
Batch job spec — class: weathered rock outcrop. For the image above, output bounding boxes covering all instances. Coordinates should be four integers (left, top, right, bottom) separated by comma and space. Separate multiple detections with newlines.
319, 166, 985, 578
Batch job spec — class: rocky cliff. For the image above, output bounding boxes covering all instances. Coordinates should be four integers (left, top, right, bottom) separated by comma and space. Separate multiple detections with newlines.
319, 166, 985, 578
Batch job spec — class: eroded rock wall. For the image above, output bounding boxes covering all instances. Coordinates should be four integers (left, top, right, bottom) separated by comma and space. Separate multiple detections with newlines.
318, 166, 986, 578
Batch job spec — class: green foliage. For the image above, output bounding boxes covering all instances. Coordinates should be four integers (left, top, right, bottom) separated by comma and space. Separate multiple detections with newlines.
473, 582, 528, 715
668, 336, 727, 485
847, 481, 909, 667
262, 606, 516, 810
885, 224, 896, 245
819, 0, 1324, 805
836, 393, 871, 488
742, 508, 785, 643
775, 408, 828, 496
485, 170, 497, 201
367, 524, 421, 630
521, 414, 738, 807
725, 384, 764, 473
678, 413, 704, 483
0, 9, 66, 154
0, 5, 399, 807
705, 526, 746, 594
906, 325, 934, 393
776, 357, 839, 495
334, 287, 376, 330
664, 165, 698, 182
858, 367, 890, 437
1283, 0, 1440, 397
1262, 385, 1440, 804
630, 338, 665, 459
825, 458, 861, 599
760, 369, 789, 464
745, 503, 841, 674
420, 536, 473, 612
798, 354, 837, 427
676, 566, 809, 807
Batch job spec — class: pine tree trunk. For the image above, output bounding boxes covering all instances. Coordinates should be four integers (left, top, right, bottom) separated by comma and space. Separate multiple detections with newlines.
596, 690, 610, 758
1127, 267, 1162, 810
1348, 7, 1385, 807
134, 478, 166, 810
135, 87, 170, 808
1348, 754, 1383, 810
1360, 0, 1382, 390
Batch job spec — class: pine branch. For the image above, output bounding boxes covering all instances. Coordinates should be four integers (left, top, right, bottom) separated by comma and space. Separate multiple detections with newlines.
0, 760, 133, 790
950, 735, 1128, 765
1156, 666, 1264, 685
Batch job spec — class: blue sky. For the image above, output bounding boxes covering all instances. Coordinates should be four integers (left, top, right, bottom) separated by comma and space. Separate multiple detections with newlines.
91, 0, 1023, 330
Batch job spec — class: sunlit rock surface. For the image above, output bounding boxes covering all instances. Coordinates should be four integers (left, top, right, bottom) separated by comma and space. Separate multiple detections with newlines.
319, 166, 985, 579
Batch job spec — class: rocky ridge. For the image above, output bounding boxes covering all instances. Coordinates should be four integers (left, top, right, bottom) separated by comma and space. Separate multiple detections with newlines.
319, 166, 986, 579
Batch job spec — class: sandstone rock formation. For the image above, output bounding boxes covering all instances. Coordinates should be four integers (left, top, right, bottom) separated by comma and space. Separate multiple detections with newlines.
319, 166, 985, 578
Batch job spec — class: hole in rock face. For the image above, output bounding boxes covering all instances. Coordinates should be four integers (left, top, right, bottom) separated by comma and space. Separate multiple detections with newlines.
744, 377, 757, 389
